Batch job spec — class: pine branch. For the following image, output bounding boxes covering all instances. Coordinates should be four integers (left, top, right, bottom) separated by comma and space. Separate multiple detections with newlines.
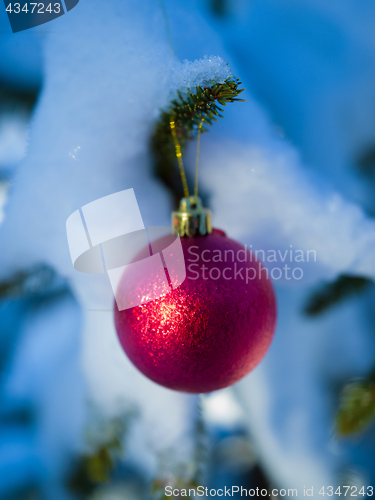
67, 413, 134, 497
303, 275, 372, 316
151, 78, 245, 203
0, 264, 66, 300
336, 379, 375, 436
209, 0, 229, 17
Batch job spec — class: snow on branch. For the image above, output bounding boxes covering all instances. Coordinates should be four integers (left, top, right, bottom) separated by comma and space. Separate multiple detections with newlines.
151, 72, 245, 200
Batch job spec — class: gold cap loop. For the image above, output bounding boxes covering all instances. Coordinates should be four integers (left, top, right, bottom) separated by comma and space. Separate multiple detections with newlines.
172, 196, 212, 237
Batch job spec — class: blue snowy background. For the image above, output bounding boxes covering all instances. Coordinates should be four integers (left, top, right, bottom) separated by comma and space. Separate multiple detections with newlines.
1, 0, 375, 499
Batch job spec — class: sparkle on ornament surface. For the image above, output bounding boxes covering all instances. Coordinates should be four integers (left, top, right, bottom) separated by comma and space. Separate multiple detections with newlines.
157, 302, 178, 334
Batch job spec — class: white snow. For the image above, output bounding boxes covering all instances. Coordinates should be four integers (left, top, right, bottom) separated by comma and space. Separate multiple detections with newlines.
171, 55, 233, 90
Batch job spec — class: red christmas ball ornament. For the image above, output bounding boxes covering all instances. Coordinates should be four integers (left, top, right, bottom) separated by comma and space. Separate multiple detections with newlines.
114, 196, 277, 393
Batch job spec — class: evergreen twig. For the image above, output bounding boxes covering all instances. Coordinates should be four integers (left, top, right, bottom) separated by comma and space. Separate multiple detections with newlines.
303, 275, 372, 316
151, 78, 245, 203
0, 264, 66, 299
336, 379, 375, 436
67, 413, 134, 496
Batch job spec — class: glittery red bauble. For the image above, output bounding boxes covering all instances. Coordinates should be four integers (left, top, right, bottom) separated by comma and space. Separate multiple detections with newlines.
114, 229, 276, 393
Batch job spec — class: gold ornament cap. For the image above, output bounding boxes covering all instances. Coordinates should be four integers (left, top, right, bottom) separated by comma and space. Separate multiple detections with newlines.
172, 196, 212, 237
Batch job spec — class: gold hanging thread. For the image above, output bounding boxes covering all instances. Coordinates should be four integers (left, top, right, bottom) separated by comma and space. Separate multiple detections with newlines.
170, 120, 190, 198
194, 118, 204, 197
157, 0, 175, 56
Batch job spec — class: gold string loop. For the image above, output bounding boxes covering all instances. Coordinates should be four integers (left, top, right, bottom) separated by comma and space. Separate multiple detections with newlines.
170, 120, 189, 198
194, 118, 204, 197
158, 0, 175, 56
